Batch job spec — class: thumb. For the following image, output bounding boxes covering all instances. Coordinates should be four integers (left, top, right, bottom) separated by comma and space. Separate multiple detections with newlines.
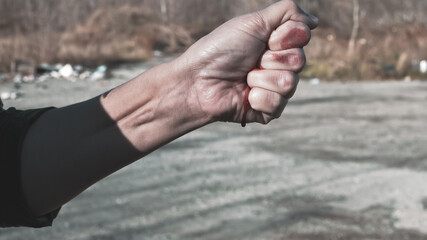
258, 0, 318, 34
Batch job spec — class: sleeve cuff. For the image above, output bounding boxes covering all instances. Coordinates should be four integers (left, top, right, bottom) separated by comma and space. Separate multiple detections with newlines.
0, 107, 61, 228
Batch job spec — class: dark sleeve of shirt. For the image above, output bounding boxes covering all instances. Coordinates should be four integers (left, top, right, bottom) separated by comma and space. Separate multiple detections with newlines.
0, 105, 61, 228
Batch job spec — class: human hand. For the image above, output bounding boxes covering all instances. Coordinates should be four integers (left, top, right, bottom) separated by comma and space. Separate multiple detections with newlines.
174, 0, 318, 125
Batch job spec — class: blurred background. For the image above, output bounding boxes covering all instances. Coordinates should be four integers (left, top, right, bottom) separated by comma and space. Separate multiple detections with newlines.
1, 1, 427, 240
1, 0, 427, 80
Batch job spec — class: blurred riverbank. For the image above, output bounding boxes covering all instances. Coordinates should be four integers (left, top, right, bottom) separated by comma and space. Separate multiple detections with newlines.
1, 56, 427, 239
2, 0, 427, 80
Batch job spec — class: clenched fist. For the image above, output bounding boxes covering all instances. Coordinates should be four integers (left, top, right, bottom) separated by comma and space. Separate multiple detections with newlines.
19, 1, 318, 218
175, 0, 318, 125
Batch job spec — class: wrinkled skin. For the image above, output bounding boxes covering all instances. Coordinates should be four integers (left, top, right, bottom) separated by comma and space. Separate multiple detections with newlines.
20, 0, 318, 217
175, 0, 318, 124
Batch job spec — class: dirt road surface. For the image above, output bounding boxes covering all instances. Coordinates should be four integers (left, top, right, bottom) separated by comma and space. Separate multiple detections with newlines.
1, 59, 427, 239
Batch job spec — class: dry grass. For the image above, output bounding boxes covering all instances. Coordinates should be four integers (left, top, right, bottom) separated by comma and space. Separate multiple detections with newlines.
58, 5, 193, 65
0, 33, 60, 72
302, 24, 427, 80
0, 4, 194, 70
1, 0, 427, 80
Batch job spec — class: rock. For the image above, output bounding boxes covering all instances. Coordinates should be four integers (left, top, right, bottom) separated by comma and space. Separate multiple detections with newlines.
37, 74, 51, 82
22, 75, 35, 83
153, 50, 164, 57
96, 65, 107, 73
59, 64, 74, 78
1, 91, 21, 100
89, 65, 109, 81
79, 71, 92, 81
420, 60, 427, 74
89, 71, 105, 82
310, 78, 321, 85
13, 74, 22, 83
50, 71, 61, 79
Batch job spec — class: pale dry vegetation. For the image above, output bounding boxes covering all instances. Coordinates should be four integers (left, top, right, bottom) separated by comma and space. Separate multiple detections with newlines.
1, 0, 427, 80
59, 6, 193, 64
303, 0, 427, 80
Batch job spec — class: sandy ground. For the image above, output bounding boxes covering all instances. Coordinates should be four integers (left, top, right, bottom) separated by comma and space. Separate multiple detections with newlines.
1, 58, 427, 240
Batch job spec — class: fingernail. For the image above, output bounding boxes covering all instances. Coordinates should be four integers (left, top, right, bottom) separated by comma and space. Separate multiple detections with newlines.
309, 14, 319, 24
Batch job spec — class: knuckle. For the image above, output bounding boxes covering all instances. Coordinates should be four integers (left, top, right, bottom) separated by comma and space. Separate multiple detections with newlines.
286, 74, 299, 98
292, 49, 306, 70
248, 88, 262, 109
249, 11, 270, 36
253, 11, 267, 28
250, 87, 285, 117
280, 21, 311, 49
247, 71, 256, 86
267, 91, 279, 109
272, 99, 287, 119
267, 92, 285, 117
302, 24, 312, 39
285, 0, 298, 11
295, 22, 312, 43
277, 71, 293, 92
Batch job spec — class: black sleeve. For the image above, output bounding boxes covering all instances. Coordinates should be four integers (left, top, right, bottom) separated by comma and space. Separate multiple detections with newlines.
0, 106, 61, 228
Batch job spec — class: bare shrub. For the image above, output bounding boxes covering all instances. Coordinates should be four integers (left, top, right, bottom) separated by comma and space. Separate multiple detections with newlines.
58, 5, 193, 65
1, 0, 427, 80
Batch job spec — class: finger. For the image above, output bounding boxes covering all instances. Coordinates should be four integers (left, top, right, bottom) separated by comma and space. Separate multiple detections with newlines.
268, 21, 311, 51
259, 48, 306, 72
248, 87, 288, 118
247, 69, 299, 98
291, 4, 319, 30
258, 0, 318, 32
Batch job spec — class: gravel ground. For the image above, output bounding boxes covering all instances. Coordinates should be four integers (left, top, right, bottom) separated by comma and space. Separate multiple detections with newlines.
1, 58, 427, 240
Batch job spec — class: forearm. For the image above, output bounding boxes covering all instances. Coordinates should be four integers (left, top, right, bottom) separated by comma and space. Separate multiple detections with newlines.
101, 60, 212, 152
21, 60, 210, 216
20, 0, 318, 218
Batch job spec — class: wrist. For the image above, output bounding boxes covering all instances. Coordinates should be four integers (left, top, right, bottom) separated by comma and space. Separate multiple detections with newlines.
100, 59, 212, 153
169, 55, 219, 123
